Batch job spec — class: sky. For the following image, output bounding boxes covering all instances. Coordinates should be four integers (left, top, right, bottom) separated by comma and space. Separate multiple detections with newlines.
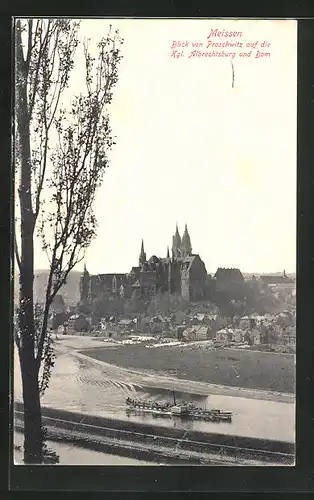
29, 19, 297, 275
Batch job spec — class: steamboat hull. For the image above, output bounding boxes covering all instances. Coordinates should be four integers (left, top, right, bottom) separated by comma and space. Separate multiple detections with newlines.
126, 399, 233, 423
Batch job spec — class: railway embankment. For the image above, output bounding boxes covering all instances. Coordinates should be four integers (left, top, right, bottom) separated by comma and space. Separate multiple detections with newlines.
14, 402, 294, 465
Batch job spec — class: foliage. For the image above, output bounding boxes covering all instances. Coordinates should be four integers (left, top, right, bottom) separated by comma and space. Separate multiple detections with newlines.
15, 18, 123, 463
41, 427, 60, 464
213, 282, 280, 318
32, 303, 56, 395
38, 329, 56, 395
264, 326, 278, 345
16, 18, 123, 366
147, 292, 189, 316
124, 296, 146, 316
91, 294, 125, 318
50, 312, 68, 330
77, 301, 92, 316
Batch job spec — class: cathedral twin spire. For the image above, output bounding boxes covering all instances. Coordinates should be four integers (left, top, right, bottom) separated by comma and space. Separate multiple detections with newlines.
172, 223, 192, 259
172, 223, 182, 258
139, 224, 192, 266
182, 223, 192, 256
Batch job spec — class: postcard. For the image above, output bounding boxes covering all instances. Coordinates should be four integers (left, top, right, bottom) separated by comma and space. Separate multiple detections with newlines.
13, 18, 296, 467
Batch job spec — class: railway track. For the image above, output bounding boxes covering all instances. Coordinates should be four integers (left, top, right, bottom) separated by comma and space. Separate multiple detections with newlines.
14, 410, 294, 465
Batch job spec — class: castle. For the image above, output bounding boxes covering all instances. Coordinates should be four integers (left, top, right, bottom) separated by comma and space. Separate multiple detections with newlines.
80, 224, 210, 303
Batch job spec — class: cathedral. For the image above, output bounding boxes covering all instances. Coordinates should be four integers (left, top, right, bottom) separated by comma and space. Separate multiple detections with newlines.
80, 224, 209, 303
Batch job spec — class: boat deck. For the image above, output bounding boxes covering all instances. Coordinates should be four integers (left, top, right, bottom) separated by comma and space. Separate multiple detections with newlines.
126, 398, 233, 422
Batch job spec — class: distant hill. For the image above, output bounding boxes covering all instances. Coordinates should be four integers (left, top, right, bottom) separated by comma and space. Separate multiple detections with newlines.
14, 270, 81, 306
13, 269, 296, 306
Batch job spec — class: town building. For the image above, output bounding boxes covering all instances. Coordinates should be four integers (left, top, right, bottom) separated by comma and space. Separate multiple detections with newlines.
250, 329, 262, 345
80, 224, 209, 304
66, 314, 90, 334
282, 329, 296, 347
231, 328, 244, 343
118, 318, 134, 333
216, 328, 233, 344
182, 325, 210, 341
238, 316, 256, 330
260, 270, 296, 297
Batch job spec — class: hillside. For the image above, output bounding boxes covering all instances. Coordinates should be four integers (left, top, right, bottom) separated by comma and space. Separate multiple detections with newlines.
14, 270, 81, 306
13, 269, 296, 306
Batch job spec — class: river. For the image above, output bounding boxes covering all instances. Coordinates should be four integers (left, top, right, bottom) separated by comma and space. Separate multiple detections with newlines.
13, 431, 151, 465
13, 341, 295, 445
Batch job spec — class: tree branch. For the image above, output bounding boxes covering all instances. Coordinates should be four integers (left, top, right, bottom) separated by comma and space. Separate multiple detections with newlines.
28, 21, 52, 119
14, 226, 22, 272
33, 26, 123, 375
24, 20, 33, 73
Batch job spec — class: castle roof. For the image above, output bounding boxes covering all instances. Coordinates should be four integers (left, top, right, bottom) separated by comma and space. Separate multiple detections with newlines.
182, 255, 196, 271
260, 274, 294, 285
148, 255, 160, 265
130, 266, 140, 274
173, 254, 196, 263
214, 268, 244, 281
183, 255, 196, 262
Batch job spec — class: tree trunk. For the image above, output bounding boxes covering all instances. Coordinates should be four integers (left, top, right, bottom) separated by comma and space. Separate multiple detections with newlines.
18, 188, 43, 463
16, 22, 43, 463
18, 338, 43, 463
17, 111, 43, 462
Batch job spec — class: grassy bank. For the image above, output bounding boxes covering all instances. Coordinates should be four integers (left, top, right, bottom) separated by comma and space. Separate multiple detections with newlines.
81, 345, 295, 394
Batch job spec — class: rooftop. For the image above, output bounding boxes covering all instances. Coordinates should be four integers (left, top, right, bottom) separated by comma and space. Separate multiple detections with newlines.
214, 268, 244, 281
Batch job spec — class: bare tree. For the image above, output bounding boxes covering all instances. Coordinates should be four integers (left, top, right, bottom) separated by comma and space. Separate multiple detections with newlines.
14, 18, 123, 463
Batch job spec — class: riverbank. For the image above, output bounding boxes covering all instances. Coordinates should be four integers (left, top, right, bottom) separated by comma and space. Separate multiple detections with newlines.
14, 338, 295, 444
53, 335, 295, 403
14, 404, 294, 466
72, 347, 294, 404
81, 343, 294, 394
14, 431, 152, 466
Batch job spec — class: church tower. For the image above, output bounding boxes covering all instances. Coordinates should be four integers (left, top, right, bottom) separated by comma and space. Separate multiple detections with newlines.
139, 239, 147, 267
172, 224, 182, 259
181, 223, 192, 258
80, 263, 90, 303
